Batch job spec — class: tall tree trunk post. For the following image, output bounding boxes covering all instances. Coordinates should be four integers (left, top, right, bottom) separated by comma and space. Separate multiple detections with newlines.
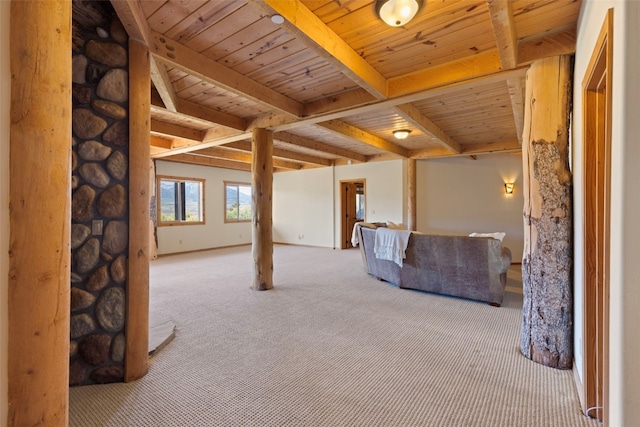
251, 128, 274, 291
9, 1, 71, 425
407, 159, 417, 231
126, 39, 151, 382
521, 55, 573, 369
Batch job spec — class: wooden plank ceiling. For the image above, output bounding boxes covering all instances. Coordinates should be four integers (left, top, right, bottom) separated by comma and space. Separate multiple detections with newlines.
112, 0, 581, 171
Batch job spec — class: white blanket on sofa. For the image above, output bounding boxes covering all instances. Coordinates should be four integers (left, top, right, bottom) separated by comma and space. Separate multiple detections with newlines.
351, 222, 377, 247
374, 227, 412, 267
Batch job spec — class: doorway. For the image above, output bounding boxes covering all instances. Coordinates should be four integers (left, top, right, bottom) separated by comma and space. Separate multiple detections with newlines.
582, 9, 612, 424
340, 180, 365, 249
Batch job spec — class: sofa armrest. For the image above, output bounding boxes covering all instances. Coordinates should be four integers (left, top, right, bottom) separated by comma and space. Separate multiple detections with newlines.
501, 246, 512, 272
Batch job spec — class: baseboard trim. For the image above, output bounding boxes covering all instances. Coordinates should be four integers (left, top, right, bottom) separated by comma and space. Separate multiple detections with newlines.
158, 242, 341, 257
274, 241, 333, 249
156, 243, 251, 257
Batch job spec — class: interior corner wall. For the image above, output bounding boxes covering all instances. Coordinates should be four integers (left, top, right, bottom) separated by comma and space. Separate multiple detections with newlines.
155, 161, 252, 255
1, 1, 9, 422
573, 1, 640, 424
273, 160, 405, 249
415, 153, 524, 262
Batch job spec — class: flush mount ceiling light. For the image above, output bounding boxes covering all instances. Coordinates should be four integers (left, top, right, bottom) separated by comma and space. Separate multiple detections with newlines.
393, 129, 411, 139
375, 0, 424, 27
271, 14, 285, 24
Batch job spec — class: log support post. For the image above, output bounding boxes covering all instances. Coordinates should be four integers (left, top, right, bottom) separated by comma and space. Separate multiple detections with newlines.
407, 159, 417, 231
520, 55, 573, 369
125, 39, 150, 382
251, 129, 274, 291
9, 1, 71, 425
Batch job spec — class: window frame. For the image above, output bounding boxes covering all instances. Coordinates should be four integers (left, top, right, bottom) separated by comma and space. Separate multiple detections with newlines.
224, 181, 252, 223
156, 175, 206, 227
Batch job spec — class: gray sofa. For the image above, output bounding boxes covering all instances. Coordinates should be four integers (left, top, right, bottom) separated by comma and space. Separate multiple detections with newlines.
358, 226, 512, 306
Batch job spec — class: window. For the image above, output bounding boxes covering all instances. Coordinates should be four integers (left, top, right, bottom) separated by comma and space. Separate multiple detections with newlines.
157, 176, 205, 226
225, 182, 252, 222
356, 185, 365, 220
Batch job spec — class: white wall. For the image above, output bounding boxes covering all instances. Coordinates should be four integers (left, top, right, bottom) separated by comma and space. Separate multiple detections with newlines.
1, 1, 9, 422
416, 153, 524, 261
273, 160, 406, 248
573, 0, 640, 426
273, 167, 334, 247
155, 161, 252, 254
333, 160, 406, 247
573, 1, 640, 424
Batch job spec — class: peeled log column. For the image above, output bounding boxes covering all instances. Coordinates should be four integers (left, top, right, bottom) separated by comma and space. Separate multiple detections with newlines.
407, 159, 417, 232
126, 39, 150, 382
9, 1, 71, 425
251, 128, 274, 291
521, 55, 573, 369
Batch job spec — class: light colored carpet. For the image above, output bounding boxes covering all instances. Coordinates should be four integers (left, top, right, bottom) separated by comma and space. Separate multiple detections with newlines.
69, 245, 598, 427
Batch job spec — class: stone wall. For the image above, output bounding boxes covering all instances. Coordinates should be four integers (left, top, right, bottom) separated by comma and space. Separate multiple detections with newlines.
70, 1, 129, 385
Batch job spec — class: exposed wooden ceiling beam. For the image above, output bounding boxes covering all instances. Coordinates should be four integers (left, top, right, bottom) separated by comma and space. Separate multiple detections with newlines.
153, 66, 528, 161
110, 1, 180, 114
250, 67, 527, 133
150, 145, 167, 157
317, 120, 409, 158
161, 153, 253, 172
150, 58, 178, 112
150, 136, 173, 150
274, 132, 367, 163
304, 88, 377, 117
486, 1, 523, 145
507, 76, 525, 144
390, 27, 575, 99
246, 111, 297, 132
393, 104, 462, 154
245, 0, 388, 99
192, 147, 302, 170
224, 141, 333, 167
151, 132, 252, 158
487, 0, 518, 69
150, 31, 303, 117
202, 127, 246, 143
517, 28, 577, 65
176, 99, 245, 131
389, 51, 504, 97
110, 0, 150, 45
149, 136, 207, 157
150, 119, 204, 142
161, 154, 290, 173
410, 140, 521, 159
247, 87, 382, 131
151, 90, 246, 131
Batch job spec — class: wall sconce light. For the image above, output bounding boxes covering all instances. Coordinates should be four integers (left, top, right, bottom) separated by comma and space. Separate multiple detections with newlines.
504, 183, 514, 194
375, 0, 424, 27
393, 129, 411, 139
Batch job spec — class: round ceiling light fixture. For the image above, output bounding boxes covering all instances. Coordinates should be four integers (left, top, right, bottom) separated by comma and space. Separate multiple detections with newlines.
271, 14, 285, 24
375, 0, 424, 27
393, 129, 411, 139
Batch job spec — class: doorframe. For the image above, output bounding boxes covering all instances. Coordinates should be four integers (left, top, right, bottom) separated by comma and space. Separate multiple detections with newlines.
581, 8, 613, 424
340, 179, 366, 249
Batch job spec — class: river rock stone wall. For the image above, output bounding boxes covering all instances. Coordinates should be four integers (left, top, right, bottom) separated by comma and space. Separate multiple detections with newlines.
70, 1, 129, 386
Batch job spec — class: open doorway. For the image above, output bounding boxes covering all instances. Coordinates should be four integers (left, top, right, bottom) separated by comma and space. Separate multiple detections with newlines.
340, 180, 365, 249
581, 9, 612, 424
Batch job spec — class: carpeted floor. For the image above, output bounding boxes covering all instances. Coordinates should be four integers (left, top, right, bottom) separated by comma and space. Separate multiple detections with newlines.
69, 245, 599, 427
